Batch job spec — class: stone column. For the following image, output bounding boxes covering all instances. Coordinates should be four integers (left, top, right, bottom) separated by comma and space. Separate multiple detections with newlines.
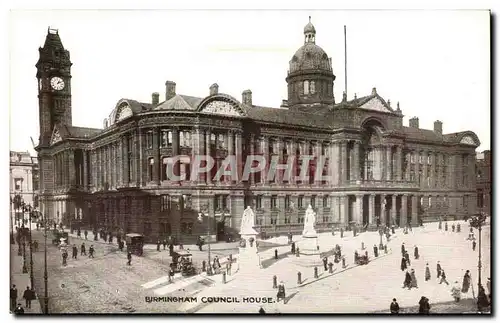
340, 141, 348, 184
226, 130, 234, 184
90, 150, 96, 190
83, 150, 88, 190
404, 150, 410, 181
205, 129, 212, 185
352, 141, 360, 182
380, 194, 386, 226
235, 130, 243, 184
386, 145, 392, 181
422, 150, 428, 188
401, 195, 408, 227
355, 194, 363, 225
313, 141, 322, 186
261, 136, 269, 185
111, 143, 117, 188
396, 146, 403, 181
369, 194, 375, 225
411, 195, 418, 225
172, 128, 180, 183
192, 126, 205, 184
289, 140, 296, 185
249, 134, 255, 184
391, 195, 397, 226
68, 149, 75, 188
151, 128, 159, 184
340, 195, 348, 226
413, 150, 419, 184
122, 136, 129, 185
136, 128, 143, 186
430, 152, 436, 188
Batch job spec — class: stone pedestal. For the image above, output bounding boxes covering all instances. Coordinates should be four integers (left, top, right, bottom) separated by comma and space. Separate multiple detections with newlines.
292, 234, 322, 267
237, 233, 261, 275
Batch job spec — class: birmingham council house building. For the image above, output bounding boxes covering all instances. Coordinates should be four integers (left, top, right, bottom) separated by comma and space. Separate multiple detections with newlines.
35, 20, 480, 243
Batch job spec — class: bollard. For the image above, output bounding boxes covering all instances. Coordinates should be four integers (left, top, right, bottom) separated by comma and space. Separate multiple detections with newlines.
317, 245, 320, 251
340, 228, 344, 238
328, 263, 333, 274
296, 248, 300, 257
202, 260, 206, 272
384, 245, 388, 254
439, 221, 442, 230
273, 275, 278, 289
297, 272, 302, 285
275, 249, 278, 260
342, 257, 346, 268
229, 254, 232, 263
332, 228, 335, 236
361, 242, 365, 250
222, 272, 226, 284
314, 266, 318, 279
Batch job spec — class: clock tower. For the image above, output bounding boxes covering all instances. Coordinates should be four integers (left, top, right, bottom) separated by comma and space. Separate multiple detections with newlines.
36, 27, 73, 147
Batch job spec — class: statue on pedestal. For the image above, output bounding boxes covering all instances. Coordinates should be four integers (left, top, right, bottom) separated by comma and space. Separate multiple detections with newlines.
302, 205, 317, 237
240, 206, 258, 235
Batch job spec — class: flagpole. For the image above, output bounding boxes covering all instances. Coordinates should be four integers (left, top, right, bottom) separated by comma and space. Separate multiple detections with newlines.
344, 25, 347, 98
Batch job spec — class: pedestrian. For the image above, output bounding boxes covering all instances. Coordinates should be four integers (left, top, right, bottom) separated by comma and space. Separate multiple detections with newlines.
414, 245, 419, 260
119, 240, 124, 252
291, 242, 296, 254
400, 257, 407, 271
13, 303, 24, 314
391, 225, 395, 235
84, 230, 88, 240
33, 240, 39, 252
439, 270, 449, 285
457, 223, 461, 233
36, 223, 39, 231
89, 245, 95, 258
451, 281, 461, 302
108, 234, 113, 244
452, 223, 455, 232
157, 240, 161, 252
410, 269, 418, 288
404, 251, 411, 266
169, 243, 174, 256
127, 251, 132, 266
418, 296, 430, 314
403, 270, 412, 290
77, 228, 81, 238
477, 285, 489, 311
445, 222, 448, 231
472, 240, 477, 251
10, 284, 18, 310
462, 270, 471, 293
323, 257, 328, 271
62, 251, 68, 266
275, 249, 279, 260
437, 261, 442, 278
22, 286, 32, 309
276, 281, 286, 302
81, 243, 86, 256
401, 243, 406, 257
425, 263, 431, 281
390, 298, 400, 314
163, 240, 167, 250
340, 227, 344, 238
373, 245, 378, 257
342, 256, 346, 268
72, 244, 78, 260
438, 220, 442, 230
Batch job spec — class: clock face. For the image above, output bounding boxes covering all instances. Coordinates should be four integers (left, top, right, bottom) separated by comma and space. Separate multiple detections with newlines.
50, 77, 65, 91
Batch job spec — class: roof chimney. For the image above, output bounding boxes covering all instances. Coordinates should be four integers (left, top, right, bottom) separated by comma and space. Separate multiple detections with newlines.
103, 118, 108, 129
371, 87, 377, 95
165, 81, 176, 101
281, 99, 288, 107
152, 92, 160, 105
209, 83, 219, 96
434, 120, 443, 135
409, 117, 419, 128
242, 90, 252, 106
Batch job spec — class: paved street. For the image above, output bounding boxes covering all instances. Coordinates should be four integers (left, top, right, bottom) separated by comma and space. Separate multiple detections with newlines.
10, 244, 42, 314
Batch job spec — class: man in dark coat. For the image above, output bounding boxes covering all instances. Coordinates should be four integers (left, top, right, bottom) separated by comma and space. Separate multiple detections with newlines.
401, 257, 407, 271
10, 284, 18, 310
390, 298, 400, 314
425, 263, 431, 281
452, 223, 455, 232
418, 297, 430, 314
401, 243, 406, 257
108, 234, 113, 244
22, 286, 32, 309
414, 245, 419, 260
81, 243, 86, 256
323, 257, 328, 271
373, 245, 379, 257
156, 240, 161, 252
472, 240, 477, 251
163, 240, 167, 250
89, 245, 95, 258
477, 285, 489, 311
169, 243, 174, 256
62, 250, 68, 266
127, 251, 132, 266
445, 222, 448, 231
404, 251, 411, 266
84, 230, 88, 240
403, 271, 412, 289
291, 242, 296, 254
436, 261, 442, 278
462, 270, 471, 293
72, 244, 78, 260
77, 228, 81, 238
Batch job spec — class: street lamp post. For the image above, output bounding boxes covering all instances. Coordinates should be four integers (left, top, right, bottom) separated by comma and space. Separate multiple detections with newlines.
10, 197, 15, 244
21, 202, 28, 274
42, 212, 49, 313
470, 213, 487, 312
25, 204, 35, 289
198, 205, 212, 275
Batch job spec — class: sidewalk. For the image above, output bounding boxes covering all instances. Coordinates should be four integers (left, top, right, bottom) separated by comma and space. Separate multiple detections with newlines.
10, 244, 42, 314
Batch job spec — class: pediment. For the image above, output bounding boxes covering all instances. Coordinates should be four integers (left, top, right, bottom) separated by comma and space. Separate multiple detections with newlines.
116, 105, 133, 122
51, 129, 63, 145
200, 100, 244, 117
460, 136, 476, 145
358, 97, 392, 113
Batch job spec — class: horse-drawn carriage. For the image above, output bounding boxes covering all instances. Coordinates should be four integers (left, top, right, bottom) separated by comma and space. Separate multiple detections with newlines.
51, 230, 69, 246
126, 233, 144, 256
355, 253, 369, 265
170, 250, 197, 277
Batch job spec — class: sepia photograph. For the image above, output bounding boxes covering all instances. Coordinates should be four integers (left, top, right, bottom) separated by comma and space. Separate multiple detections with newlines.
8, 8, 491, 315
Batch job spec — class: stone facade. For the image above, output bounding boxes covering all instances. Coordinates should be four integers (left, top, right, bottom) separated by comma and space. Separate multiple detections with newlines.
10, 151, 39, 222
476, 150, 491, 216
35, 22, 480, 243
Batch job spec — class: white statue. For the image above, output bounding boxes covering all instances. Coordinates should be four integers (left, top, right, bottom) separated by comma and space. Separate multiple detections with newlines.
302, 204, 317, 236
240, 206, 258, 235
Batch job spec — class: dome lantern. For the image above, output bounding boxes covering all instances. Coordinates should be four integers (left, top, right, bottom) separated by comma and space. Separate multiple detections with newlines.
304, 16, 316, 44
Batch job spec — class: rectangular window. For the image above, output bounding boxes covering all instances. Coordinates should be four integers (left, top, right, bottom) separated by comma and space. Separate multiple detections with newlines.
270, 217, 277, 225
14, 178, 22, 191
427, 155, 431, 165
221, 195, 228, 210
282, 142, 288, 156
146, 131, 154, 149
322, 216, 329, 223
160, 130, 172, 148
321, 144, 327, 156
298, 216, 304, 224
285, 195, 291, 209
160, 195, 171, 211
298, 195, 304, 209
323, 196, 329, 208
269, 140, 275, 155
271, 195, 278, 209
477, 191, 484, 208
284, 217, 291, 224
311, 195, 316, 208
148, 158, 154, 181
419, 155, 423, 164
256, 195, 262, 209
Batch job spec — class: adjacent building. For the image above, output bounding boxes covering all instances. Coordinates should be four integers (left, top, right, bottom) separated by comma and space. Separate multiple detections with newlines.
10, 151, 39, 223
35, 21, 480, 243
476, 150, 491, 216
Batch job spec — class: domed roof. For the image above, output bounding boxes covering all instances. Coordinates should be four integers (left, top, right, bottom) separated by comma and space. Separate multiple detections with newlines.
289, 43, 332, 74
304, 21, 316, 34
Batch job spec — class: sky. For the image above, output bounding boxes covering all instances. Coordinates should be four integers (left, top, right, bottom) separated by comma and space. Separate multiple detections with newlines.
8, 9, 491, 154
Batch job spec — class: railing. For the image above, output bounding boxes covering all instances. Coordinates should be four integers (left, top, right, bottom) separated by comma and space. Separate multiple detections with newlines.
345, 179, 419, 189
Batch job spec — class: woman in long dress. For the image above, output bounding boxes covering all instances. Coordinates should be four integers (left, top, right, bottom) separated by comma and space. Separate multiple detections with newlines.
425, 263, 431, 281
410, 269, 418, 288
403, 271, 412, 289
462, 270, 471, 293
401, 257, 407, 271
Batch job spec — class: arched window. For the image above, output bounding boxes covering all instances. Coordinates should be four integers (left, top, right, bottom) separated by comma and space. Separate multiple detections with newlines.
161, 157, 169, 181
303, 80, 309, 95
148, 158, 155, 182
310, 81, 316, 94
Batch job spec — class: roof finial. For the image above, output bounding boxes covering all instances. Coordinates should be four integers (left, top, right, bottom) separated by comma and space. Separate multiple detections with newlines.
309, 16, 311, 23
